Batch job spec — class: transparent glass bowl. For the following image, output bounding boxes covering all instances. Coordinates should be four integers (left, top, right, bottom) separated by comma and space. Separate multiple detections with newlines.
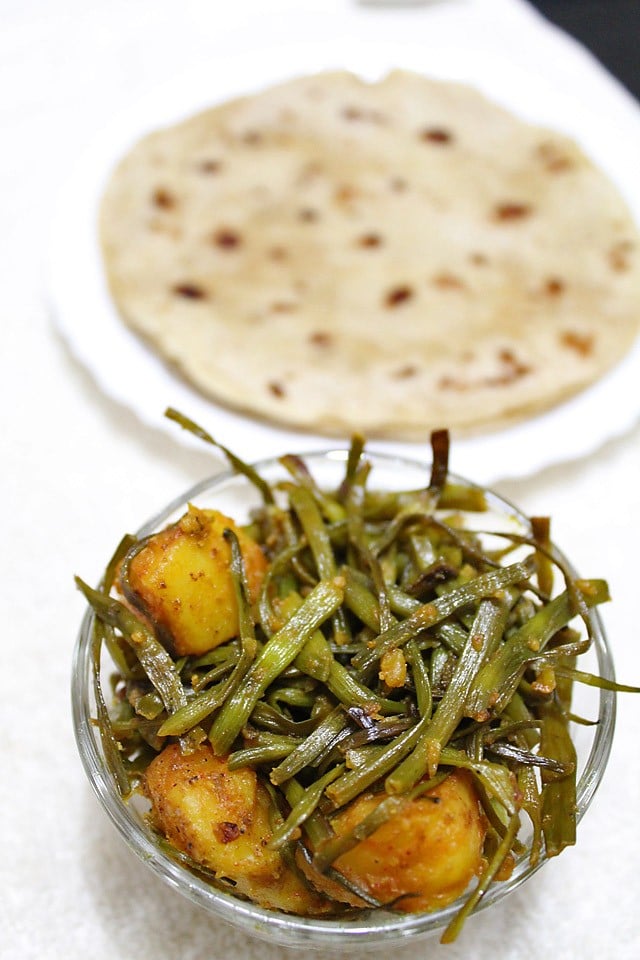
71, 449, 616, 949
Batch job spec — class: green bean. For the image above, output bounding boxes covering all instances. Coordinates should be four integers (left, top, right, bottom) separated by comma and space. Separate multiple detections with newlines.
326, 659, 406, 715
157, 676, 231, 737
352, 560, 531, 675
361, 482, 487, 522
321, 794, 409, 871
539, 665, 577, 857
540, 719, 576, 856
267, 686, 316, 711
270, 708, 349, 785
165, 407, 274, 503
531, 516, 554, 597
421, 430, 446, 498
283, 779, 333, 849
282, 585, 404, 715
387, 596, 511, 789
439, 746, 519, 816
441, 812, 521, 944
342, 743, 389, 770
466, 579, 610, 717
294, 625, 333, 683
345, 566, 458, 628
486, 740, 573, 776
280, 453, 346, 525
368, 497, 436, 558
189, 641, 240, 670
249, 700, 324, 737
228, 734, 302, 770
86, 535, 138, 796
127, 686, 165, 720
345, 460, 394, 632
225, 528, 258, 659
92, 619, 132, 797
337, 433, 366, 503
342, 566, 383, 631
518, 763, 543, 866
208, 577, 345, 754
76, 577, 186, 715
191, 659, 236, 693
325, 715, 430, 809
268, 764, 345, 850
405, 640, 432, 719
258, 541, 307, 636
430, 644, 456, 695
288, 485, 336, 581
502, 690, 541, 750
288, 484, 351, 645
554, 665, 640, 694
433, 621, 468, 656
338, 716, 415, 753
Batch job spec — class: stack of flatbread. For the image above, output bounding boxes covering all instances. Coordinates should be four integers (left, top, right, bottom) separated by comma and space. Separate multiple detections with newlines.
100, 70, 640, 438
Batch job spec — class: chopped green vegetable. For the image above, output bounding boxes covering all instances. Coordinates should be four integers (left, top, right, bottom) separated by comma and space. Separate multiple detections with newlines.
76, 422, 632, 943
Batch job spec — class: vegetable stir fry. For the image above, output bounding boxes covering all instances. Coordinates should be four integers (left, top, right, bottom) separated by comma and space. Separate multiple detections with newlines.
76, 415, 627, 942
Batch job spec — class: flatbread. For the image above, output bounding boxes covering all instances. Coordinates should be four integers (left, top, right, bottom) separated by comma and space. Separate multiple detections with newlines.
100, 70, 640, 439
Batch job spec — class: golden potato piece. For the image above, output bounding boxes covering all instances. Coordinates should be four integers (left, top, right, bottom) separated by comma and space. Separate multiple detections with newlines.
125, 507, 267, 656
330, 771, 486, 912
145, 743, 328, 914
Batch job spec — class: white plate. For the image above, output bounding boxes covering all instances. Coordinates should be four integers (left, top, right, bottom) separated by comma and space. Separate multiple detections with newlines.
47, 31, 640, 484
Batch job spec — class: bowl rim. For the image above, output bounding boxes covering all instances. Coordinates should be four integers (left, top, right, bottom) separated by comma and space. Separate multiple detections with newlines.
71, 447, 617, 947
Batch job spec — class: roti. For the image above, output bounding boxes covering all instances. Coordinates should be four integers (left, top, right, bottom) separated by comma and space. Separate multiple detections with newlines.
99, 70, 640, 439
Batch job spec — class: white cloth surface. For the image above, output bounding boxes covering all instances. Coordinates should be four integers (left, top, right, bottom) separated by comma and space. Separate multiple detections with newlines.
1, 1, 638, 958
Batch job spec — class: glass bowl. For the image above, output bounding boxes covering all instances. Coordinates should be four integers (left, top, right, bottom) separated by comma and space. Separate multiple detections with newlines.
71, 449, 616, 949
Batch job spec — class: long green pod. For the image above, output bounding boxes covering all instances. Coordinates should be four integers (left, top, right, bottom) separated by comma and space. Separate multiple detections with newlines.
345, 460, 394, 632
517, 763, 544, 866
268, 764, 345, 850
466, 579, 609, 717
318, 794, 411, 872
325, 715, 431, 809
386, 596, 511, 790
283, 779, 333, 850
539, 664, 578, 857
228, 735, 303, 770
165, 407, 274, 503
287, 485, 349, 643
438, 746, 519, 816
405, 640, 432, 719
270, 709, 348, 785
285, 587, 404, 715
288, 484, 337, 581
361, 483, 487, 522
280, 453, 346, 525
441, 812, 521, 944
288, 483, 351, 645
352, 560, 531, 675
249, 700, 329, 737
341, 566, 383, 631
76, 577, 186, 715
87, 535, 137, 797
91, 619, 132, 797
157, 671, 232, 737
208, 577, 345, 754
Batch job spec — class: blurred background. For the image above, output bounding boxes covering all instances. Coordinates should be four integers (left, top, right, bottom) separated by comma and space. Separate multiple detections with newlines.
531, 0, 639, 99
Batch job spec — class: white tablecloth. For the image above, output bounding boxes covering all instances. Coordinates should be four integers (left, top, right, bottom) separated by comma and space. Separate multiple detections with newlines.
2, 2, 638, 958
